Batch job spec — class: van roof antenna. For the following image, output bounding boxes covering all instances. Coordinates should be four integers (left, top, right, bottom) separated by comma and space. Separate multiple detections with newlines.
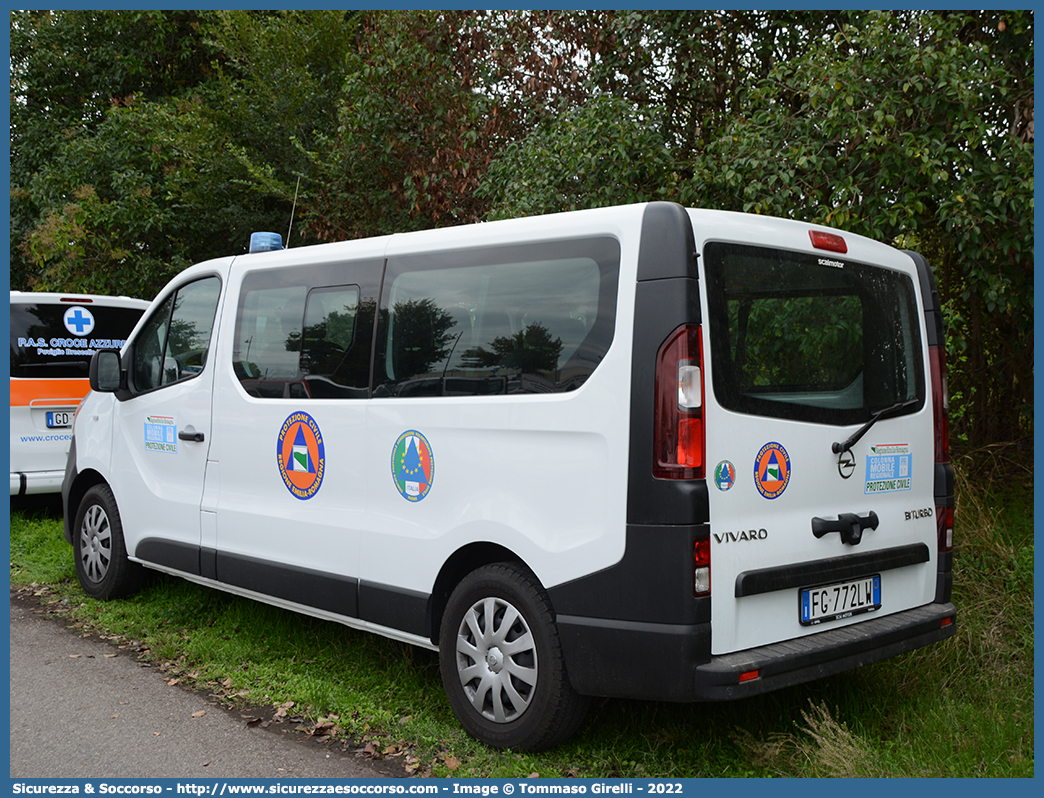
286, 175, 301, 248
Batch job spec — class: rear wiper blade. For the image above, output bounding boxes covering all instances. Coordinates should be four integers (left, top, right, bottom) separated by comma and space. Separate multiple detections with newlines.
832, 398, 919, 455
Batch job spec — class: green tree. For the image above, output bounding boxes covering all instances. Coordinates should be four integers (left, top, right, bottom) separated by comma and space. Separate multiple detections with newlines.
10, 10, 219, 291
11, 10, 357, 295
200, 10, 360, 248
686, 10, 1033, 448
297, 11, 510, 241
479, 94, 677, 217
9, 10, 1031, 450
20, 98, 248, 298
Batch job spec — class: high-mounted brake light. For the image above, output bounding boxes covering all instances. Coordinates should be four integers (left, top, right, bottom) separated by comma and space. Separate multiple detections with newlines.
59, 297, 92, 303
654, 325, 704, 480
809, 230, 848, 254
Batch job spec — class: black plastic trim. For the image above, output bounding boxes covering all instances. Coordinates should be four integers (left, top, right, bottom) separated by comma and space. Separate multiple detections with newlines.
904, 249, 945, 347
626, 278, 707, 526
935, 462, 955, 504
557, 615, 710, 700
200, 546, 217, 580
135, 538, 202, 577
558, 601, 955, 702
215, 551, 358, 617
636, 202, 697, 281
691, 602, 956, 700
547, 524, 709, 626
358, 581, 429, 637
935, 551, 953, 603
735, 543, 930, 598
626, 203, 705, 526
130, 543, 434, 635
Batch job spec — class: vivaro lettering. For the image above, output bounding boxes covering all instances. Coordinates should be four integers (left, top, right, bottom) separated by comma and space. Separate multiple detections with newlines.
713, 529, 768, 543
62, 202, 956, 752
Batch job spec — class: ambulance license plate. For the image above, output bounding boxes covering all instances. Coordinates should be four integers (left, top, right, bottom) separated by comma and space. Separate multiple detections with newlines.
800, 575, 881, 626
46, 410, 73, 428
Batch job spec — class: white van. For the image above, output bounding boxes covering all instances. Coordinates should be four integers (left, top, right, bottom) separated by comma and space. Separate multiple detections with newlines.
62, 203, 956, 750
10, 291, 149, 496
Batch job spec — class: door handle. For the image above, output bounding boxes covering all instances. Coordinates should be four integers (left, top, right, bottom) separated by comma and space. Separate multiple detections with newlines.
178, 429, 205, 443
811, 511, 879, 546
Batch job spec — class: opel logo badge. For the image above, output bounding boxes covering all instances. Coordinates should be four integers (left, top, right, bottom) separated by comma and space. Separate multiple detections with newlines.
837, 449, 856, 479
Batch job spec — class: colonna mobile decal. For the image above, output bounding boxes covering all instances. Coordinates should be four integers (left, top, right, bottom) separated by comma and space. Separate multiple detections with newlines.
144, 415, 177, 453
277, 411, 326, 500
754, 442, 790, 499
865, 442, 912, 494
392, 430, 434, 502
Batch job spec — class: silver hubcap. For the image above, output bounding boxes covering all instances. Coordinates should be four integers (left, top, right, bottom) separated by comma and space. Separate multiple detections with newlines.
455, 596, 538, 723
79, 504, 112, 584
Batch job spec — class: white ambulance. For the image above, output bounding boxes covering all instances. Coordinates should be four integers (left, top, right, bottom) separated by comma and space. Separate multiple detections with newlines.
10, 291, 148, 496
62, 203, 956, 751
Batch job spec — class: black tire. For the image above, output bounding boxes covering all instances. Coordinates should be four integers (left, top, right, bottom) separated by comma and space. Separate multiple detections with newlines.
72, 484, 143, 600
439, 563, 589, 751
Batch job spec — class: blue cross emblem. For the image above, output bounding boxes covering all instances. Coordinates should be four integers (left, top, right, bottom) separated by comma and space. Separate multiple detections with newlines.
64, 307, 95, 336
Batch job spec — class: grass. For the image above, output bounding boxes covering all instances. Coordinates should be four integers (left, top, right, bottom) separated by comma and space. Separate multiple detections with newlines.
8, 460, 1033, 778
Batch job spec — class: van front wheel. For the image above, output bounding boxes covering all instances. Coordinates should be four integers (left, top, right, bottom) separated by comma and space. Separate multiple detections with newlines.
73, 484, 143, 600
439, 563, 589, 751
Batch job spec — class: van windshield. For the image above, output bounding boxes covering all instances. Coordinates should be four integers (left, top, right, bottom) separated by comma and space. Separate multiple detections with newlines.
10, 301, 145, 379
703, 243, 924, 426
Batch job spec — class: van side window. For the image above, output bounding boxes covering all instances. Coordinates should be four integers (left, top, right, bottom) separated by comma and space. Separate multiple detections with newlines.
375, 237, 620, 397
131, 277, 221, 393
704, 242, 924, 426
233, 264, 374, 399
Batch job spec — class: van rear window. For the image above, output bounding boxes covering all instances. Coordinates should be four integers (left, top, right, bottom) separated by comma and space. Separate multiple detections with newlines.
10, 302, 145, 379
376, 237, 620, 397
704, 243, 924, 426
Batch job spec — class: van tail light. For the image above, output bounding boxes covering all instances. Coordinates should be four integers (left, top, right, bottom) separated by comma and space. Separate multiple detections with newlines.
694, 537, 710, 596
937, 504, 954, 553
929, 343, 953, 553
929, 345, 950, 463
654, 325, 704, 480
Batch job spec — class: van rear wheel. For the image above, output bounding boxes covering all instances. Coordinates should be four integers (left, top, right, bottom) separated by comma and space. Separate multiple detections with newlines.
73, 484, 143, 600
439, 563, 589, 751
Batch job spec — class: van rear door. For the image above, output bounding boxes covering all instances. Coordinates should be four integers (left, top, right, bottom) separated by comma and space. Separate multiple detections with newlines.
695, 220, 938, 656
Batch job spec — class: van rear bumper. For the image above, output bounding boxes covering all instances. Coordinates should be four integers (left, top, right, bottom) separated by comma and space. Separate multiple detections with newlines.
557, 602, 956, 702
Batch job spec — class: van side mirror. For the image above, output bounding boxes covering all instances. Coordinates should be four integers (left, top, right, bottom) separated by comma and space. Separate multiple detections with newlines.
90, 350, 123, 393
